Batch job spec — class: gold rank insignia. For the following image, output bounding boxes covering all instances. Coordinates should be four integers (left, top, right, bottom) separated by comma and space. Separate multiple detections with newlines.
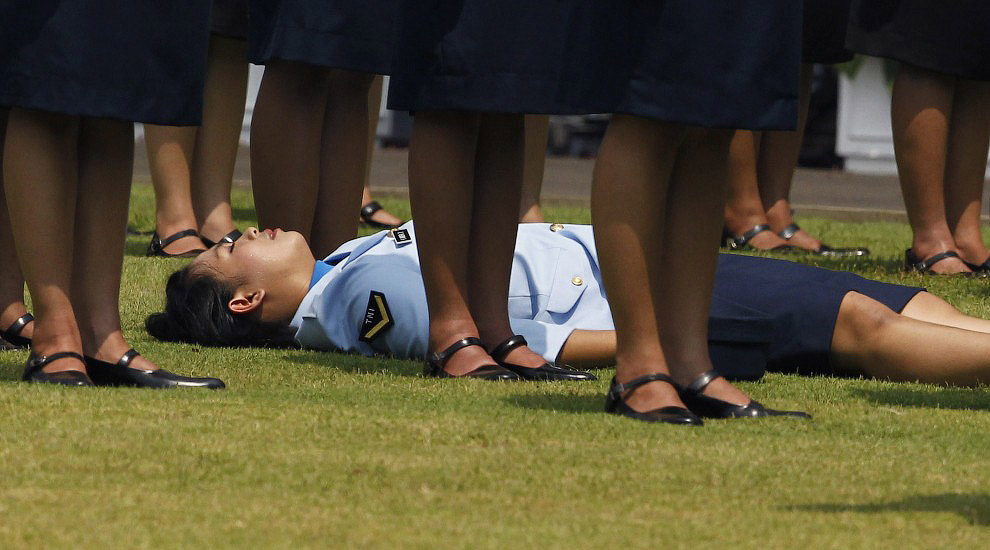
359, 290, 394, 343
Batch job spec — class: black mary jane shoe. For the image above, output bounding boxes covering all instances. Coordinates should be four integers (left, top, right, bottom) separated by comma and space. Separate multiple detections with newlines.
424, 337, 520, 381
201, 229, 243, 248
904, 249, 983, 277
679, 370, 810, 419
722, 224, 795, 253
22, 351, 93, 386
1, 312, 34, 350
360, 201, 401, 230
604, 373, 703, 426
778, 223, 869, 257
146, 229, 207, 258
85, 349, 225, 389
489, 335, 595, 381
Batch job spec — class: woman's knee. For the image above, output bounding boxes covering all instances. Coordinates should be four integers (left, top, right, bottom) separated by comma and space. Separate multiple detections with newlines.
836, 291, 900, 342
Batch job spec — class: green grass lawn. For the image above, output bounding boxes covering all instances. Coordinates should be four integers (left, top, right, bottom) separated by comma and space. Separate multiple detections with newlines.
2, 184, 990, 549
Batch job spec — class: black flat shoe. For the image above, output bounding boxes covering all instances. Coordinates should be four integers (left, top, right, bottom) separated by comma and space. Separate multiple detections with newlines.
722, 224, 795, 253
605, 373, 703, 425
85, 349, 225, 389
489, 335, 596, 381
1, 312, 33, 350
22, 351, 93, 386
146, 229, 207, 258
904, 249, 983, 276
201, 229, 243, 248
679, 370, 810, 419
424, 337, 520, 381
360, 201, 401, 230
778, 223, 870, 257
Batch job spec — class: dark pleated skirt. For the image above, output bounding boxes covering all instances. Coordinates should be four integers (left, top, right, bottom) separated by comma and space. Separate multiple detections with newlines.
389, 0, 802, 130
847, 0, 990, 81
248, 0, 398, 74
212, 0, 249, 40
707, 253, 924, 381
0, 1, 211, 125
803, 0, 854, 64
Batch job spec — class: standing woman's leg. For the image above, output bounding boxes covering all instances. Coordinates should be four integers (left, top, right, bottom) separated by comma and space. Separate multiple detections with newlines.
519, 114, 549, 223
942, 78, 990, 267
360, 75, 402, 229
309, 68, 375, 253
723, 129, 791, 249
191, 34, 249, 244
250, 60, 328, 246
3, 108, 86, 375
0, 109, 33, 341
890, 64, 970, 273
144, 125, 205, 254
407, 111, 497, 374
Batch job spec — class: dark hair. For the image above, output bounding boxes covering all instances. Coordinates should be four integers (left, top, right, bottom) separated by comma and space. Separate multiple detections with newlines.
145, 266, 294, 347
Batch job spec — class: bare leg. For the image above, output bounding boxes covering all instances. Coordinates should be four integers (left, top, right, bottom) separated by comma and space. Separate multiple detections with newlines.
519, 114, 549, 223
144, 124, 204, 254
309, 69, 374, 253
943, 79, 990, 266
593, 116, 751, 412
832, 291, 990, 386
71, 118, 157, 370
759, 64, 821, 250
891, 64, 969, 273
723, 130, 790, 249
897, 291, 990, 333
250, 60, 327, 243
359, 75, 402, 228
0, 109, 32, 339
192, 34, 249, 243
4, 108, 85, 373
469, 114, 544, 368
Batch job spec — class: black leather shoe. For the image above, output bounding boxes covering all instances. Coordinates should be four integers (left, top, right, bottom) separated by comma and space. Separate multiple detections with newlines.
1, 312, 33, 350
201, 229, 243, 248
489, 335, 596, 381
679, 370, 810, 419
85, 349, 225, 389
146, 229, 207, 258
605, 374, 703, 425
778, 223, 870, 257
722, 224, 795, 252
424, 337, 520, 380
22, 351, 93, 386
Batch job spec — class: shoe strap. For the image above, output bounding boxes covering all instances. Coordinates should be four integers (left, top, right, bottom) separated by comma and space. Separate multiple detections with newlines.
428, 337, 485, 368
607, 372, 679, 401
155, 229, 201, 249
216, 229, 242, 245
117, 349, 140, 368
729, 224, 771, 248
5, 312, 34, 337
914, 250, 959, 271
361, 201, 383, 219
27, 351, 85, 370
489, 335, 527, 362
683, 370, 723, 396
778, 223, 800, 240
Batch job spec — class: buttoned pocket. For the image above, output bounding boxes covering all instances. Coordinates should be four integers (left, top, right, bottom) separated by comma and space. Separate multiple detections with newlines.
544, 250, 589, 315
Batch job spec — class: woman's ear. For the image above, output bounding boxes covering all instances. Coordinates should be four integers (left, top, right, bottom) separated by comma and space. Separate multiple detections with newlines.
228, 288, 266, 315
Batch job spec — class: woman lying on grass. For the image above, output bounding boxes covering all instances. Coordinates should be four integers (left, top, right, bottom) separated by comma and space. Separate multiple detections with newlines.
148, 223, 990, 387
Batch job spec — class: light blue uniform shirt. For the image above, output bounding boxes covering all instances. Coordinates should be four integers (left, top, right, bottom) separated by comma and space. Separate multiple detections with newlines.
288, 222, 615, 362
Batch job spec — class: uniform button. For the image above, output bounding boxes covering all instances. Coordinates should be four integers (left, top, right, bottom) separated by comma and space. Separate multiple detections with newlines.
571, 276, 583, 286
549, 223, 564, 232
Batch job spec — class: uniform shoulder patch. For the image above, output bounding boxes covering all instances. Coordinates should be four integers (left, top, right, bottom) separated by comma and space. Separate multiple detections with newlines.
359, 290, 394, 343
389, 228, 412, 244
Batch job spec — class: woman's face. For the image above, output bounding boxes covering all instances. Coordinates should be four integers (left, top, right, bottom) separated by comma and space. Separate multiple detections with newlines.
191, 227, 315, 290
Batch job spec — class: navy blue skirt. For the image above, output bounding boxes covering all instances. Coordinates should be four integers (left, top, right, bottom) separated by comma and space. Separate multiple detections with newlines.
0, 1, 211, 125
847, 0, 990, 81
212, 0, 249, 40
248, 0, 397, 74
802, 0, 854, 65
707, 254, 924, 380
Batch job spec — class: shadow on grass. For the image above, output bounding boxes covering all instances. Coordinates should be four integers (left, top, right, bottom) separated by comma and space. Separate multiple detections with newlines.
503, 392, 604, 415
281, 350, 421, 377
852, 386, 990, 411
790, 493, 990, 526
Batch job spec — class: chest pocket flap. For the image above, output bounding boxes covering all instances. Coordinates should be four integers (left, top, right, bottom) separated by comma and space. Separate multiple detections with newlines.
545, 250, 589, 314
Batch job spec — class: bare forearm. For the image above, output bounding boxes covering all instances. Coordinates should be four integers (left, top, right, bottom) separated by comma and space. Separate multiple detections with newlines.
556, 329, 616, 369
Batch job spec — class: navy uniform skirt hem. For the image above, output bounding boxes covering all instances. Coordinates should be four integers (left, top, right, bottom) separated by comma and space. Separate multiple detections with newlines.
387, 74, 577, 115
249, 23, 392, 75
0, 74, 203, 126
707, 254, 924, 381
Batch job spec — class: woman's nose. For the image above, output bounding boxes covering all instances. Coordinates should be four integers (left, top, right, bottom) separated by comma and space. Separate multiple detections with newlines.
245, 227, 260, 240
